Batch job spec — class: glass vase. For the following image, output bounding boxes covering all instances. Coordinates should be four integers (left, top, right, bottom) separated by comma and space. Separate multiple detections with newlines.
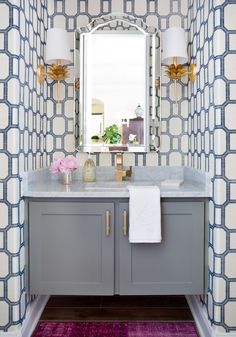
61, 172, 72, 185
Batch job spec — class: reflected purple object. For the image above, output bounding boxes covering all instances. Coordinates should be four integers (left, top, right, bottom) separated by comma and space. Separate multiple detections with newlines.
33, 322, 199, 337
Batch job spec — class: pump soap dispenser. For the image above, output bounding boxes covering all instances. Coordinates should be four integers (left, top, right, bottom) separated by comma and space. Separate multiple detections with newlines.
83, 154, 96, 182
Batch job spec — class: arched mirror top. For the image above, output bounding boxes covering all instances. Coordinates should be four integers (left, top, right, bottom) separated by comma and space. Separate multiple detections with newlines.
76, 13, 159, 36
74, 13, 161, 153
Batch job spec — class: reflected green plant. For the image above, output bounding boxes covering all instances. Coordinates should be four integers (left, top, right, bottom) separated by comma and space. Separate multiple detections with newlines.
102, 124, 121, 144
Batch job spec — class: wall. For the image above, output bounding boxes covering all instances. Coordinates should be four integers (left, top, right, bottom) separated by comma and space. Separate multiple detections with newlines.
0, 0, 48, 332
0, 0, 189, 331
188, 0, 236, 332
47, 0, 189, 167
1, 0, 235, 333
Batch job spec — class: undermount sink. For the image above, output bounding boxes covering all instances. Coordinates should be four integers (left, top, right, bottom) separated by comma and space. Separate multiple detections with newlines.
160, 179, 184, 188
80, 181, 156, 190
79, 179, 184, 190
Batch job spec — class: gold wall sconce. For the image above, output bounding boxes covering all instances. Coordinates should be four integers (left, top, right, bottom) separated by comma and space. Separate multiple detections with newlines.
162, 27, 197, 102
37, 28, 72, 102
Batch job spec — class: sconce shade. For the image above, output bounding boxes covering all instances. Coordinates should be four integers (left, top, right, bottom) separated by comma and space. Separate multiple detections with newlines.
45, 28, 72, 65
162, 27, 188, 65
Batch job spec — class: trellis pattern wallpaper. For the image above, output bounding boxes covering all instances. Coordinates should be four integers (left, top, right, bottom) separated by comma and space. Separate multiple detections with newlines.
47, 0, 189, 167
188, 0, 236, 333
0, 0, 48, 332
0, 0, 236, 334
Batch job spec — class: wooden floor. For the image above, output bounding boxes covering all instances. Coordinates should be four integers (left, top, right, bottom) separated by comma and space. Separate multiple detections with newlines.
40, 295, 193, 322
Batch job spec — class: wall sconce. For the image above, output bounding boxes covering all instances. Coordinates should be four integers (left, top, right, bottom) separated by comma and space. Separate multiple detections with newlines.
162, 27, 196, 101
37, 28, 72, 102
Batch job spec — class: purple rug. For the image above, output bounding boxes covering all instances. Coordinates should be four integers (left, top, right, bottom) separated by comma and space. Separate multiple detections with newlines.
32, 322, 199, 337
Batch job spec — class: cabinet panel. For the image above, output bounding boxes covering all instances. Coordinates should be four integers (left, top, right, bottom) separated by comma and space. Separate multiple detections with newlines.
29, 202, 114, 295
119, 201, 205, 295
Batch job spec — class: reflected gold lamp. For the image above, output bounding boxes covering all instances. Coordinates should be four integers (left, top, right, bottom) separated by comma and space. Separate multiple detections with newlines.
37, 28, 72, 102
162, 27, 196, 102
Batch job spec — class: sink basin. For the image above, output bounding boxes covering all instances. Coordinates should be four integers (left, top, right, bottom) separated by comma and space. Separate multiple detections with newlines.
77, 180, 184, 190
80, 181, 156, 190
160, 179, 183, 188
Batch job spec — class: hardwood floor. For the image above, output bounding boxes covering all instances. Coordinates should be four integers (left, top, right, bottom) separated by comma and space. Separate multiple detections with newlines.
40, 295, 193, 322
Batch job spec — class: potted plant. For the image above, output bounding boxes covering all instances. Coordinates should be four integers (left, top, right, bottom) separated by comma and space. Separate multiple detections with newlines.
91, 135, 100, 143
102, 124, 121, 144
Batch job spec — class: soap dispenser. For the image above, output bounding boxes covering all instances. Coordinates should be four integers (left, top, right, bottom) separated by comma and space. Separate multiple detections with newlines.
83, 153, 96, 182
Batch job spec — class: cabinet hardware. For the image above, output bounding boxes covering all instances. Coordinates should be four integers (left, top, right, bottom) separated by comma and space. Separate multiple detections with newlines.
123, 210, 128, 236
105, 210, 111, 237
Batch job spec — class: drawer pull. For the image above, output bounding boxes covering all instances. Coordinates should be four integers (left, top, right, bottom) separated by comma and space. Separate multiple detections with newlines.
123, 210, 128, 236
105, 210, 111, 237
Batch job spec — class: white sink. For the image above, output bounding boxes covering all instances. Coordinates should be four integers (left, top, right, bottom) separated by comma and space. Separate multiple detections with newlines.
78, 180, 184, 190
160, 179, 183, 188
80, 181, 156, 190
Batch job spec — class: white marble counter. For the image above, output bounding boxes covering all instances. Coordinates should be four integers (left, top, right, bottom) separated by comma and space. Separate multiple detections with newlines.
22, 166, 212, 198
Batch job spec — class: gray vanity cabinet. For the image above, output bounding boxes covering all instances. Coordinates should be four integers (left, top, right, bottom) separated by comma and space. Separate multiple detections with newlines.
29, 201, 114, 295
28, 199, 205, 296
118, 201, 205, 295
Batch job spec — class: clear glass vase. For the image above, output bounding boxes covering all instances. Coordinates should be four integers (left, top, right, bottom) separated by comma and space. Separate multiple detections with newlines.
61, 172, 72, 185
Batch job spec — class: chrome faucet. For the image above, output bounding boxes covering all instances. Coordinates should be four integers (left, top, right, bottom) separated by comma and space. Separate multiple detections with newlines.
115, 153, 132, 182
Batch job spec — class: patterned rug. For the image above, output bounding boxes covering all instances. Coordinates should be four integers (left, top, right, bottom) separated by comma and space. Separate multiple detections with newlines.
32, 322, 199, 337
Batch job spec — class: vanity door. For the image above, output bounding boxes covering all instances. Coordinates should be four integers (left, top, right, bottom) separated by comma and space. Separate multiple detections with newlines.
118, 201, 205, 295
29, 201, 114, 295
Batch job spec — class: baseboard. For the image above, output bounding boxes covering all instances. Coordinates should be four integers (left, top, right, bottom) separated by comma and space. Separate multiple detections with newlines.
0, 332, 21, 337
186, 295, 236, 337
186, 295, 212, 337
213, 330, 236, 337
21, 295, 49, 337
0, 295, 49, 337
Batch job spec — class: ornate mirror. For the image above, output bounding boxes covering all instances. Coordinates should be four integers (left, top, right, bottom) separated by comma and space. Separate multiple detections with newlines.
74, 13, 161, 152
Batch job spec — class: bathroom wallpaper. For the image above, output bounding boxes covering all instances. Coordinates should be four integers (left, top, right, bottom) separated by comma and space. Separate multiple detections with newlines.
0, 0, 236, 334
188, 0, 236, 332
0, 0, 48, 332
47, 0, 189, 167
0, 0, 190, 332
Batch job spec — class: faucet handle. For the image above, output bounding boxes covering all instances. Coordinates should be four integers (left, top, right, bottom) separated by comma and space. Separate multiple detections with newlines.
116, 153, 123, 167
126, 166, 132, 177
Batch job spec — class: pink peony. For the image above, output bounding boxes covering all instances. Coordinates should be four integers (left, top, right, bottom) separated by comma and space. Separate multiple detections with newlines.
50, 156, 78, 174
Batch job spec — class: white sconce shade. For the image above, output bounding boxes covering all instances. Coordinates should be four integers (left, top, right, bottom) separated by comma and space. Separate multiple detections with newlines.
45, 28, 72, 65
162, 27, 188, 65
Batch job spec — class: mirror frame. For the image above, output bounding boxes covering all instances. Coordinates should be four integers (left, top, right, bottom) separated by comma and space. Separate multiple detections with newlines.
74, 13, 161, 152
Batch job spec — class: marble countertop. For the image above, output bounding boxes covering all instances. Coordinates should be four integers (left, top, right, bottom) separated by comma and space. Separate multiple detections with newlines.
22, 166, 212, 198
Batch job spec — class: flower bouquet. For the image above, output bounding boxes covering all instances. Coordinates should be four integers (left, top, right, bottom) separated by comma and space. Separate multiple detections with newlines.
50, 155, 78, 185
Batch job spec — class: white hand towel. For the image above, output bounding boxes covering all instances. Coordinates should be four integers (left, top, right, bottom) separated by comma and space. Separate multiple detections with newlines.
128, 185, 161, 243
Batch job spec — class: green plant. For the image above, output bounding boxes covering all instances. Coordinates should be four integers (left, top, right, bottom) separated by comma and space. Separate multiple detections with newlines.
102, 124, 121, 144
91, 135, 100, 143
91, 135, 99, 140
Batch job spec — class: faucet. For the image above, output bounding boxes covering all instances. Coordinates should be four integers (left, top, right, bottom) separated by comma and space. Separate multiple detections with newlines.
115, 153, 132, 182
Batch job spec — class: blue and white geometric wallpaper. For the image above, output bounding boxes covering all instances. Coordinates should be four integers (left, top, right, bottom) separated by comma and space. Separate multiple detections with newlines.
0, 0, 236, 334
0, 0, 48, 332
47, 0, 189, 167
188, 0, 236, 332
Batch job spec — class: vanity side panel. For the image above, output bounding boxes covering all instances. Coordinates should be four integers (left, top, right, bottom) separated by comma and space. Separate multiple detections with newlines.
204, 199, 209, 294
119, 201, 205, 295
24, 199, 30, 296
29, 201, 114, 295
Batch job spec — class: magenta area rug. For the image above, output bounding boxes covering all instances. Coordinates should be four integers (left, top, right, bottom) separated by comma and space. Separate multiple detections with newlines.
32, 322, 199, 337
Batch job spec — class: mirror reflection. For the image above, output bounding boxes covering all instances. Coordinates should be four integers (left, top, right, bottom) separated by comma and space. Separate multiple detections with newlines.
75, 14, 161, 153
86, 33, 147, 151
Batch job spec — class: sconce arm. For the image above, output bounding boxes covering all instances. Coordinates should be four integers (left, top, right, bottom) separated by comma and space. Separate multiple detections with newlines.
37, 65, 46, 84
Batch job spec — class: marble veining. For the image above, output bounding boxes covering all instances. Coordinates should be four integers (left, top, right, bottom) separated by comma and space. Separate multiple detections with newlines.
22, 166, 211, 198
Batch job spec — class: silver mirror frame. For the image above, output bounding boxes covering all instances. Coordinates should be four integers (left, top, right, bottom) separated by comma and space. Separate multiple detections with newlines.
74, 13, 161, 152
